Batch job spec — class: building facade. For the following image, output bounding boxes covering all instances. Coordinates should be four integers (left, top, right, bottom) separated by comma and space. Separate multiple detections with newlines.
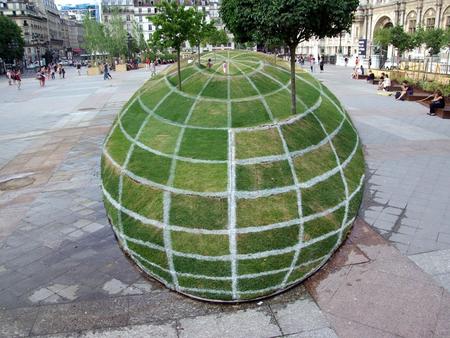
298, 0, 450, 65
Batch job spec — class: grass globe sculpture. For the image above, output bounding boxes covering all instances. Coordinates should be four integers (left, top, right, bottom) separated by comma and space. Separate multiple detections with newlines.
101, 51, 365, 302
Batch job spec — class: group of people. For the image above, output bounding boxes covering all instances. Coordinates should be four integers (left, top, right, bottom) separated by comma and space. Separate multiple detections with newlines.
6, 68, 22, 89
35, 64, 66, 87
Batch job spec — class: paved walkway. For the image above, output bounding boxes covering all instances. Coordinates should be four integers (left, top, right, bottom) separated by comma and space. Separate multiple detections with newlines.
0, 64, 449, 337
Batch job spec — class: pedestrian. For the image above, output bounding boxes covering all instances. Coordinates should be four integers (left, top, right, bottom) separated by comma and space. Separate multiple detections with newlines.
344, 57, 348, 67
6, 69, 12, 85
145, 57, 150, 71
58, 64, 62, 78
51, 67, 55, 79
360, 64, 364, 76
355, 56, 359, 67
103, 62, 112, 80
77, 63, 81, 76
13, 69, 21, 89
222, 61, 227, 74
207, 58, 212, 69
36, 68, 45, 87
309, 56, 315, 72
61, 66, 66, 79
151, 60, 156, 77
319, 56, 324, 72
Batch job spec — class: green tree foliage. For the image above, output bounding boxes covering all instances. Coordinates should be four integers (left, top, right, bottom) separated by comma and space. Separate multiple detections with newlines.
82, 14, 105, 64
423, 28, 447, 55
373, 27, 391, 53
104, 9, 128, 59
207, 27, 229, 47
220, 0, 359, 114
0, 16, 25, 63
189, 11, 215, 64
389, 25, 413, 56
150, 0, 197, 90
132, 21, 148, 54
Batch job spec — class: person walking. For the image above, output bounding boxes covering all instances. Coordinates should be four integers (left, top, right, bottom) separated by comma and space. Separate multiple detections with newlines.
6, 69, 12, 85
77, 63, 81, 76
61, 66, 66, 79
344, 57, 348, 67
222, 61, 227, 74
319, 56, 324, 72
103, 62, 112, 80
36, 68, 45, 87
145, 57, 150, 71
51, 66, 55, 79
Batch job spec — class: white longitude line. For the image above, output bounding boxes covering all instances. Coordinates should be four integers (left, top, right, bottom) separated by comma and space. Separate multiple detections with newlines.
163, 69, 219, 291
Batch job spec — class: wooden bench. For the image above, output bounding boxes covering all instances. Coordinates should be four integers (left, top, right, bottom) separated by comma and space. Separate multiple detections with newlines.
372, 79, 380, 85
406, 94, 431, 102
436, 106, 450, 119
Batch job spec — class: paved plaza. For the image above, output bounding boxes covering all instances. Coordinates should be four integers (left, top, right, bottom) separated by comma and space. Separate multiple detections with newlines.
0, 65, 449, 337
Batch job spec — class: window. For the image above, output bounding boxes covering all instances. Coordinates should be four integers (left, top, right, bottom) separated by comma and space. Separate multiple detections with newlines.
138, 8, 142, 13
148, 24, 152, 30
126, 14, 130, 21
139, 15, 142, 22
426, 17, 435, 29
408, 20, 416, 33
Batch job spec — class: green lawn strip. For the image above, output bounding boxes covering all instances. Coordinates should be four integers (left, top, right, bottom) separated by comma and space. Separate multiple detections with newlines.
281, 114, 326, 152
178, 275, 232, 291
140, 82, 172, 110
236, 191, 299, 227
236, 224, 299, 254
105, 127, 132, 166
313, 98, 344, 134
104, 198, 119, 230
120, 101, 148, 138
343, 147, 365, 195
178, 129, 228, 160
286, 260, 322, 284
122, 213, 164, 245
237, 251, 294, 275
263, 65, 291, 84
233, 62, 255, 74
296, 233, 339, 266
121, 175, 163, 220
296, 81, 320, 107
138, 116, 181, 154
230, 76, 258, 99
173, 256, 231, 277
154, 92, 195, 123
298, 72, 321, 88
332, 120, 358, 163
302, 172, 346, 216
128, 147, 172, 184
170, 194, 227, 230
236, 160, 294, 191
248, 73, 280, 94
127, 240, 169, 270
173, 161, 227, 192
228, 63, 242, 75
168, 67, 197, 87
189, 99, 228, 128
265, 89, 292, 120
101, 157, 120, 200
321, 85, 345, 111
182, 72, 211, 96
171, 232, 229, 256
231, 99, 271, 127
235, 128, 284, 159
238, 271, 286, 291
202, 77, 228, 99
348, 188, 363, 219
303, 207, 345, 241
293, 142, 337, 182
133, 254, 173, 285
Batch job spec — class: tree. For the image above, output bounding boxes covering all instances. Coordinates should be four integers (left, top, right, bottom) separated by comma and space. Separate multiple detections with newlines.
205, 27, 229, 61
150, 1, 196, 90
189, 11, 214, 65
0, 16, 25, 63
104, 9, 128, 60
82, 14, 105, 64
389, 25, 413, 62
221, 0, 359, 114
132, 21, 148, 55
423, 28, 447, 55
373, 27, 391, 56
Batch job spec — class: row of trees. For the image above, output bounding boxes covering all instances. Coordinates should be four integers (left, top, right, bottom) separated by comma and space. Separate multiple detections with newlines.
374, 25, 450, 61
0, 16, 25, 64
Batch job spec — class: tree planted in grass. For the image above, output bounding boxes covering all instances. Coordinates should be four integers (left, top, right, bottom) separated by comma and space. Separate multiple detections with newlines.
205, 27, 229, 61
189, 11, 215, 65
220, 0, 358, 114
0, 16, 24, 63
82, 14, 105, 65
150, 1, 196, 90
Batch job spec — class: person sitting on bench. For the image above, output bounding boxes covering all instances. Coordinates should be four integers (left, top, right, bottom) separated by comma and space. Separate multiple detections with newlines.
395, 80, 414, 100
377, 72, 386, 90
382, 74, 391, 91
423, 90, 445, 116
366, 71, 375, 82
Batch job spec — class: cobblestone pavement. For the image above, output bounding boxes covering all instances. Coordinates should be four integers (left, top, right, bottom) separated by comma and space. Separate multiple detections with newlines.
0, 65, 449, 337
314, 66, 450, 295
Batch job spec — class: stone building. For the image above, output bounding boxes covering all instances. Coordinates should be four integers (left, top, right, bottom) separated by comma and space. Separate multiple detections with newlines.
297, 0, 450, 66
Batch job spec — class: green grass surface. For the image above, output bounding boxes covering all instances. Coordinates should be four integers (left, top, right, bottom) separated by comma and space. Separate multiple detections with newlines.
102, 50, 365, 302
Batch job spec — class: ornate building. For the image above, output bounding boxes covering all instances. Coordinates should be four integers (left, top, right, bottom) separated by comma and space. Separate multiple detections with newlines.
297, 0, 450, 65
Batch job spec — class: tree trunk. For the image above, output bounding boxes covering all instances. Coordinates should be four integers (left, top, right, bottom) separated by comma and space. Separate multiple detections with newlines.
198, 44, 201, 65
177, 48, 182, 91
289, 44, 297, 115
